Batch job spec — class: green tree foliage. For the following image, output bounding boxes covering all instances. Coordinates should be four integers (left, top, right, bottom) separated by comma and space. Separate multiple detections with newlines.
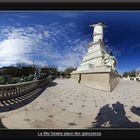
123, 69, 136, 77
0, 66, 35, 77
0, 64, 60, 84
41, 67, 58, 78
0, 67, 19, 76
64, 67, 76, 78
21, 67, 35, 76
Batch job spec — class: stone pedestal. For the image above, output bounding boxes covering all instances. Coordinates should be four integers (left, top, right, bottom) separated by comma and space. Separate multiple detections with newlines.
71, 71, 119, 92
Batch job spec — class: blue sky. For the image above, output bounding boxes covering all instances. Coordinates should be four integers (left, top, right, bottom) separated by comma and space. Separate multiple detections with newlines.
0, 11, 140, 74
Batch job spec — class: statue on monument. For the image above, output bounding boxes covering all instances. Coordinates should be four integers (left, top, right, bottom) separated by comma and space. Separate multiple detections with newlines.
102, 52, 117, 71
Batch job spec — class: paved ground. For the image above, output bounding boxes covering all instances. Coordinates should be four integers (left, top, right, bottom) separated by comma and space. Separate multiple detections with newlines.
0, 78, 140, 129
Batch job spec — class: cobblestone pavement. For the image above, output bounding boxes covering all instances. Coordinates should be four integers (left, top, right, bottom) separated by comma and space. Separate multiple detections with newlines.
0, 78, 140, 129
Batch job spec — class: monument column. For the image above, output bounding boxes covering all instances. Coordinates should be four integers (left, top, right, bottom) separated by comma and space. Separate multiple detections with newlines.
71, 22, 119, 92
90, 22, 107, 43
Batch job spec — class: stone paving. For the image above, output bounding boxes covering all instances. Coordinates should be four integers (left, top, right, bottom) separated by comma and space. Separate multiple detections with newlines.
0, 78, 140, 129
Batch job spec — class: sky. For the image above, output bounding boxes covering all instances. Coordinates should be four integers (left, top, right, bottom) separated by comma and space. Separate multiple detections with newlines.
0, 11, 140, 74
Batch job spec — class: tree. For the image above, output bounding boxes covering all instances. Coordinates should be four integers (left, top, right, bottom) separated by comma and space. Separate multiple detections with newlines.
1, 67, 19, 77
41, 66, 59, 78
136, 68, 140, 77
64, 67, 76, 78
129, 70, 136, 77
123, 69, 136, 78
21, 67, 35, 76
123, 72, 129, 78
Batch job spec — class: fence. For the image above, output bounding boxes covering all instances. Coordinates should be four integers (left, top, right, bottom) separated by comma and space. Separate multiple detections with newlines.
0, 77, 52, 101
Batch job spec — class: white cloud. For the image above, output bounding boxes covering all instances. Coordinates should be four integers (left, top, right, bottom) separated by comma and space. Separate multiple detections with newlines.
0, 26, 44, 67
136, 67, 140, 72
13, 15, 31, 19
38, 22, 90, 70
0, 38, 33, 66
0, 22, 90, 71
57, 12, 80, 18
108, 46, 121, 57
56, 40, 88, 71
44, 31, 50, 38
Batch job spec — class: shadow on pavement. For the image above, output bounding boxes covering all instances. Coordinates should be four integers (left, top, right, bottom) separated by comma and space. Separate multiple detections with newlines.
0, 81, 57, 113
46, 81, 57, 87
0, 118, 7, 128
90, 102, 140, 128
131, 106, 140, 116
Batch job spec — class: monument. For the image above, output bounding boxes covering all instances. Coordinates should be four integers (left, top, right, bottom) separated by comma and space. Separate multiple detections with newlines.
71, 22, 119, 91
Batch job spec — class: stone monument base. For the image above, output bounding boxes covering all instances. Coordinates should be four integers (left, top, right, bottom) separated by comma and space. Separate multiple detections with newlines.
71, 71, 119, 92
